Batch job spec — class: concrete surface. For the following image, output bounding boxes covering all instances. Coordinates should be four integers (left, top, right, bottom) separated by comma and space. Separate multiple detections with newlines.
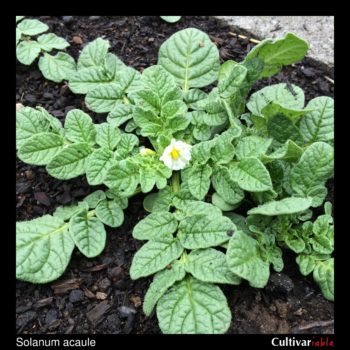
215, 16, 334, 67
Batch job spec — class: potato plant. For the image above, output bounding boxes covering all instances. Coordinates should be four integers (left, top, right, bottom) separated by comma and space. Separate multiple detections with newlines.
16, 27, 334, 334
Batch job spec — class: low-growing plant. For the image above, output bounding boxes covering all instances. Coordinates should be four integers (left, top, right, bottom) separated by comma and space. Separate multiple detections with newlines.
16, 16, 76, 82
16, 27, 334, 334
160, 16, 182, 23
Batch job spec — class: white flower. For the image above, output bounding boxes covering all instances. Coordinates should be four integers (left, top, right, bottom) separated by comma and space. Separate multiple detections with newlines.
160, 139, 192, 170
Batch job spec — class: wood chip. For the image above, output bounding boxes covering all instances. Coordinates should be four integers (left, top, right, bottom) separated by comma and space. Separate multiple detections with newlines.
85, 264, 109, 272
83, 287, 96, 299
51, 278, 83, 295
33, 297, 54, 309
86, 300, 110, 325
298, 320, 334, 330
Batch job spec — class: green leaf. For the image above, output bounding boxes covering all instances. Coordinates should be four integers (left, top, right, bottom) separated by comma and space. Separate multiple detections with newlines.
228, 158, 272, 192
46, 143, 92, 180
248, 197, 312, 216
16, 28, 22, 45
236, 135, 272, 160
17, 19, 48, 36
95, 199, 124, 228
107, 104, 134, 126
300, 97, 334, 143
178, 214, 234, 249
262, 140, 303, 163
267, 114, 301, 144
95, 123, 121, 150
247, 83, 304, 117
86, 148, 115, 185
224, 213, 251, 236
210, 136, 235, 164
53, 202, 89, 221
137, 65, 181, 106
143, 261, 186, 316
184, 89, 208, 109
85, 83, 124, 113
218, 63, 247, 99
130, 237, 184, 279
37, 33, 69, 51
157, 277, 231, 334
133, 107, 162, 137
16, 40, 41, 65
16, 16, 25, 23
77, 38, 110, 69
212, 193, 239, 211
133, 212, 178, 240
83, 190, 106, 209
174, 200, 222, 221
226, 231, 270, 288
244, 32, 308, 78
187, 163, 212, 200
104, 52, 126, 78
313, 259, 334, 301
18, 132, 64, 165
105, 189, 128, 209
16, 215, 74, 283
144, 187, 173, 213
69, 210, 106, 258
160, 16, 182, 23
86, 68, 141, 113
158, 28, 220, 90
186, 248, 241, 285
296, 254, 317, 276
69, 67, 112, 94
193, 124, 212, 141
114, 133, 139, 159
261, 101, 311, 124
310, 235, 333, 255
104, 160, 139, 195
211, 168, 244, 205
38, 52, 76, 83
290, 142, 334, 197
16, 107, 51, 148
191, 139, 215, 164
64, 109, 96, 145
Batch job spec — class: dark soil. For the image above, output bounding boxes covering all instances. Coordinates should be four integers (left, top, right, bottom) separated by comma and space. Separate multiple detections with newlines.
16, 16, 334, 334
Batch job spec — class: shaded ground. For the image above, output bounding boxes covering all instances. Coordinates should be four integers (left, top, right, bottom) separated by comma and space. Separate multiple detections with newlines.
16, 16, 334, 334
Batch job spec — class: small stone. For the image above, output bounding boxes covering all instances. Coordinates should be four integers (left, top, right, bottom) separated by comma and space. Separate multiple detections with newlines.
16, 103, 24, 111
148, 37, 154, 43
43, 92, 53, 99
72, 36, 83, 45
45, 309, 58, 325
96, 292, 108, 300
62, 16, 74, 23
89, 16, 101, 20
266, 273, 294, 297
25, 94, 36, 103
69, 289, 84, 303
302, 67, 315, 78
118, 306, 136, 319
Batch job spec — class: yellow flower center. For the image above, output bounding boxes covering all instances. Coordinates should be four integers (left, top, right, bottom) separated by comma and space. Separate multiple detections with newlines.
170, 147, 180, 160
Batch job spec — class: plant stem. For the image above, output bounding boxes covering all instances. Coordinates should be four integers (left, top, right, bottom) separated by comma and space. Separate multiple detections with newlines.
123, 96, 130, 104
171, 172, 180, 193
